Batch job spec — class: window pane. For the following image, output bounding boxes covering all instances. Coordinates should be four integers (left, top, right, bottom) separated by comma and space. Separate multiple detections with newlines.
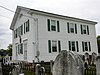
51, 20, 56, 26
51, 26, 56, 31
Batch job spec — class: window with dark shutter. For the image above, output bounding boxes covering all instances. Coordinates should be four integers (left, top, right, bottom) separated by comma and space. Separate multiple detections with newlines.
57, 21, 60, 32
75, 24, 77, 34
24, 23, 25, 34
58, 41, 61, 52
67, 22, 70, 33
69, 41, 71, 51
48, 40, 51, 53
27, 20, 29, 32
76, 41, 79, 52
81, 25, 83, 34
47, 19, 50, 31
88, 42, 91, 51
82, 42, 84, 52
87, 26, 89, 35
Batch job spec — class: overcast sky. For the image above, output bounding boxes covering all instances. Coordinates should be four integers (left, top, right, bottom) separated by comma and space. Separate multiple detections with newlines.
0, 0, 100, 49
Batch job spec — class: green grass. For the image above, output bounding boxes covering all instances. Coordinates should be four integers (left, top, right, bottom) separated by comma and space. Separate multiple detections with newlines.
24, 70, 34, 75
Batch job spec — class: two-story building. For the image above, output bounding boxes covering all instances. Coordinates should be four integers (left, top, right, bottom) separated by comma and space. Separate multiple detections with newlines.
10, 6, 98, 62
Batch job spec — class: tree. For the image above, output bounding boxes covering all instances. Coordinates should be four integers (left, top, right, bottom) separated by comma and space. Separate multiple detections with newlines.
6, 44, 12, 56
97, 35, 100, 53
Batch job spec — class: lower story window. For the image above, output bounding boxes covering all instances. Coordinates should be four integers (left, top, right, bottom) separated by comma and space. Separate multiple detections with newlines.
82, 41, 91, 52
48, 40, 61, 53
52, 40, 57, 52
17, 43, 23, 54
69, 41, 79, 52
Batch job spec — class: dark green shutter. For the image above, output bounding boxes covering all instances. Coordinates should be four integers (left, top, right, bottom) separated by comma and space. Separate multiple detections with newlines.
81, 25, 83, 34
58, 40, 61, 52
27, 19, 29, 32
47, 19, 50, 31
57, 21, 60, 32
82, 41, 84, 52
87, 25, 89, 35
76, 41, 79, 52
67, 22, 70, 33
24, 23, 25, 33
48, 40, 51, 53
69, 41, 71, 51
16, 29, 18, 38
88, 42, 91, 51
18, 44, 20, 54
75, 24, 77, 34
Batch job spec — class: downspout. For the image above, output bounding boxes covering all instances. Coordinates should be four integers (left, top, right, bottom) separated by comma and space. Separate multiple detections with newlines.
34, 18, 40, 62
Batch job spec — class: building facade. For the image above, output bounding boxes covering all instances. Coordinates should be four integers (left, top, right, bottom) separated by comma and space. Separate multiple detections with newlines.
10, 6, 98, 62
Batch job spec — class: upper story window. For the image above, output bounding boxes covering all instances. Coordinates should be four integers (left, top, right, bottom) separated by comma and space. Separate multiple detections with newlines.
14, 19, 30, 38
14, 25, 23, 38
68, 41, 79, 52
47, 19, 60, 32
82, 41, 91, 52
67, 22, 77, 34
51, 20, 56, 31
81, 25, 89, 35
24, 19, 30, 33
48, 40, 61, 53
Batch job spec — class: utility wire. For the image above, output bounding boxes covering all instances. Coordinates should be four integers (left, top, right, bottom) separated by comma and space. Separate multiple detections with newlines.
0, 5, 14, 12
0, 5, 34, 19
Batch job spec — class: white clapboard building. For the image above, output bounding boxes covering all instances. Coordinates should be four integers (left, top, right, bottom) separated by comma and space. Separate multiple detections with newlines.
10, 6, 98, 62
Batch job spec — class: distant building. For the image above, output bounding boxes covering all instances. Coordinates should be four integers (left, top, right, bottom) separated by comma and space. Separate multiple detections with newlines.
10, 6, 98, 62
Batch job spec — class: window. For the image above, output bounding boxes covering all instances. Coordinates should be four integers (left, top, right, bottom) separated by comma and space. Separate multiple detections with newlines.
69, 41, 79, 52
18, 43, 23, 54
82, 41, 91, 52
70, 23, 74, 33
83, 25, 87, 34
72, 41, 75, 51
81, 25, 89, 35
52, 40, 57, 52
14, 24, 23, 38
67, 22, 77, 34
48, 40, 61, 53
51, 20, 56, 31
47, 19, 60, 32
26, 20, 29, 32
24, 19, 30, 34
